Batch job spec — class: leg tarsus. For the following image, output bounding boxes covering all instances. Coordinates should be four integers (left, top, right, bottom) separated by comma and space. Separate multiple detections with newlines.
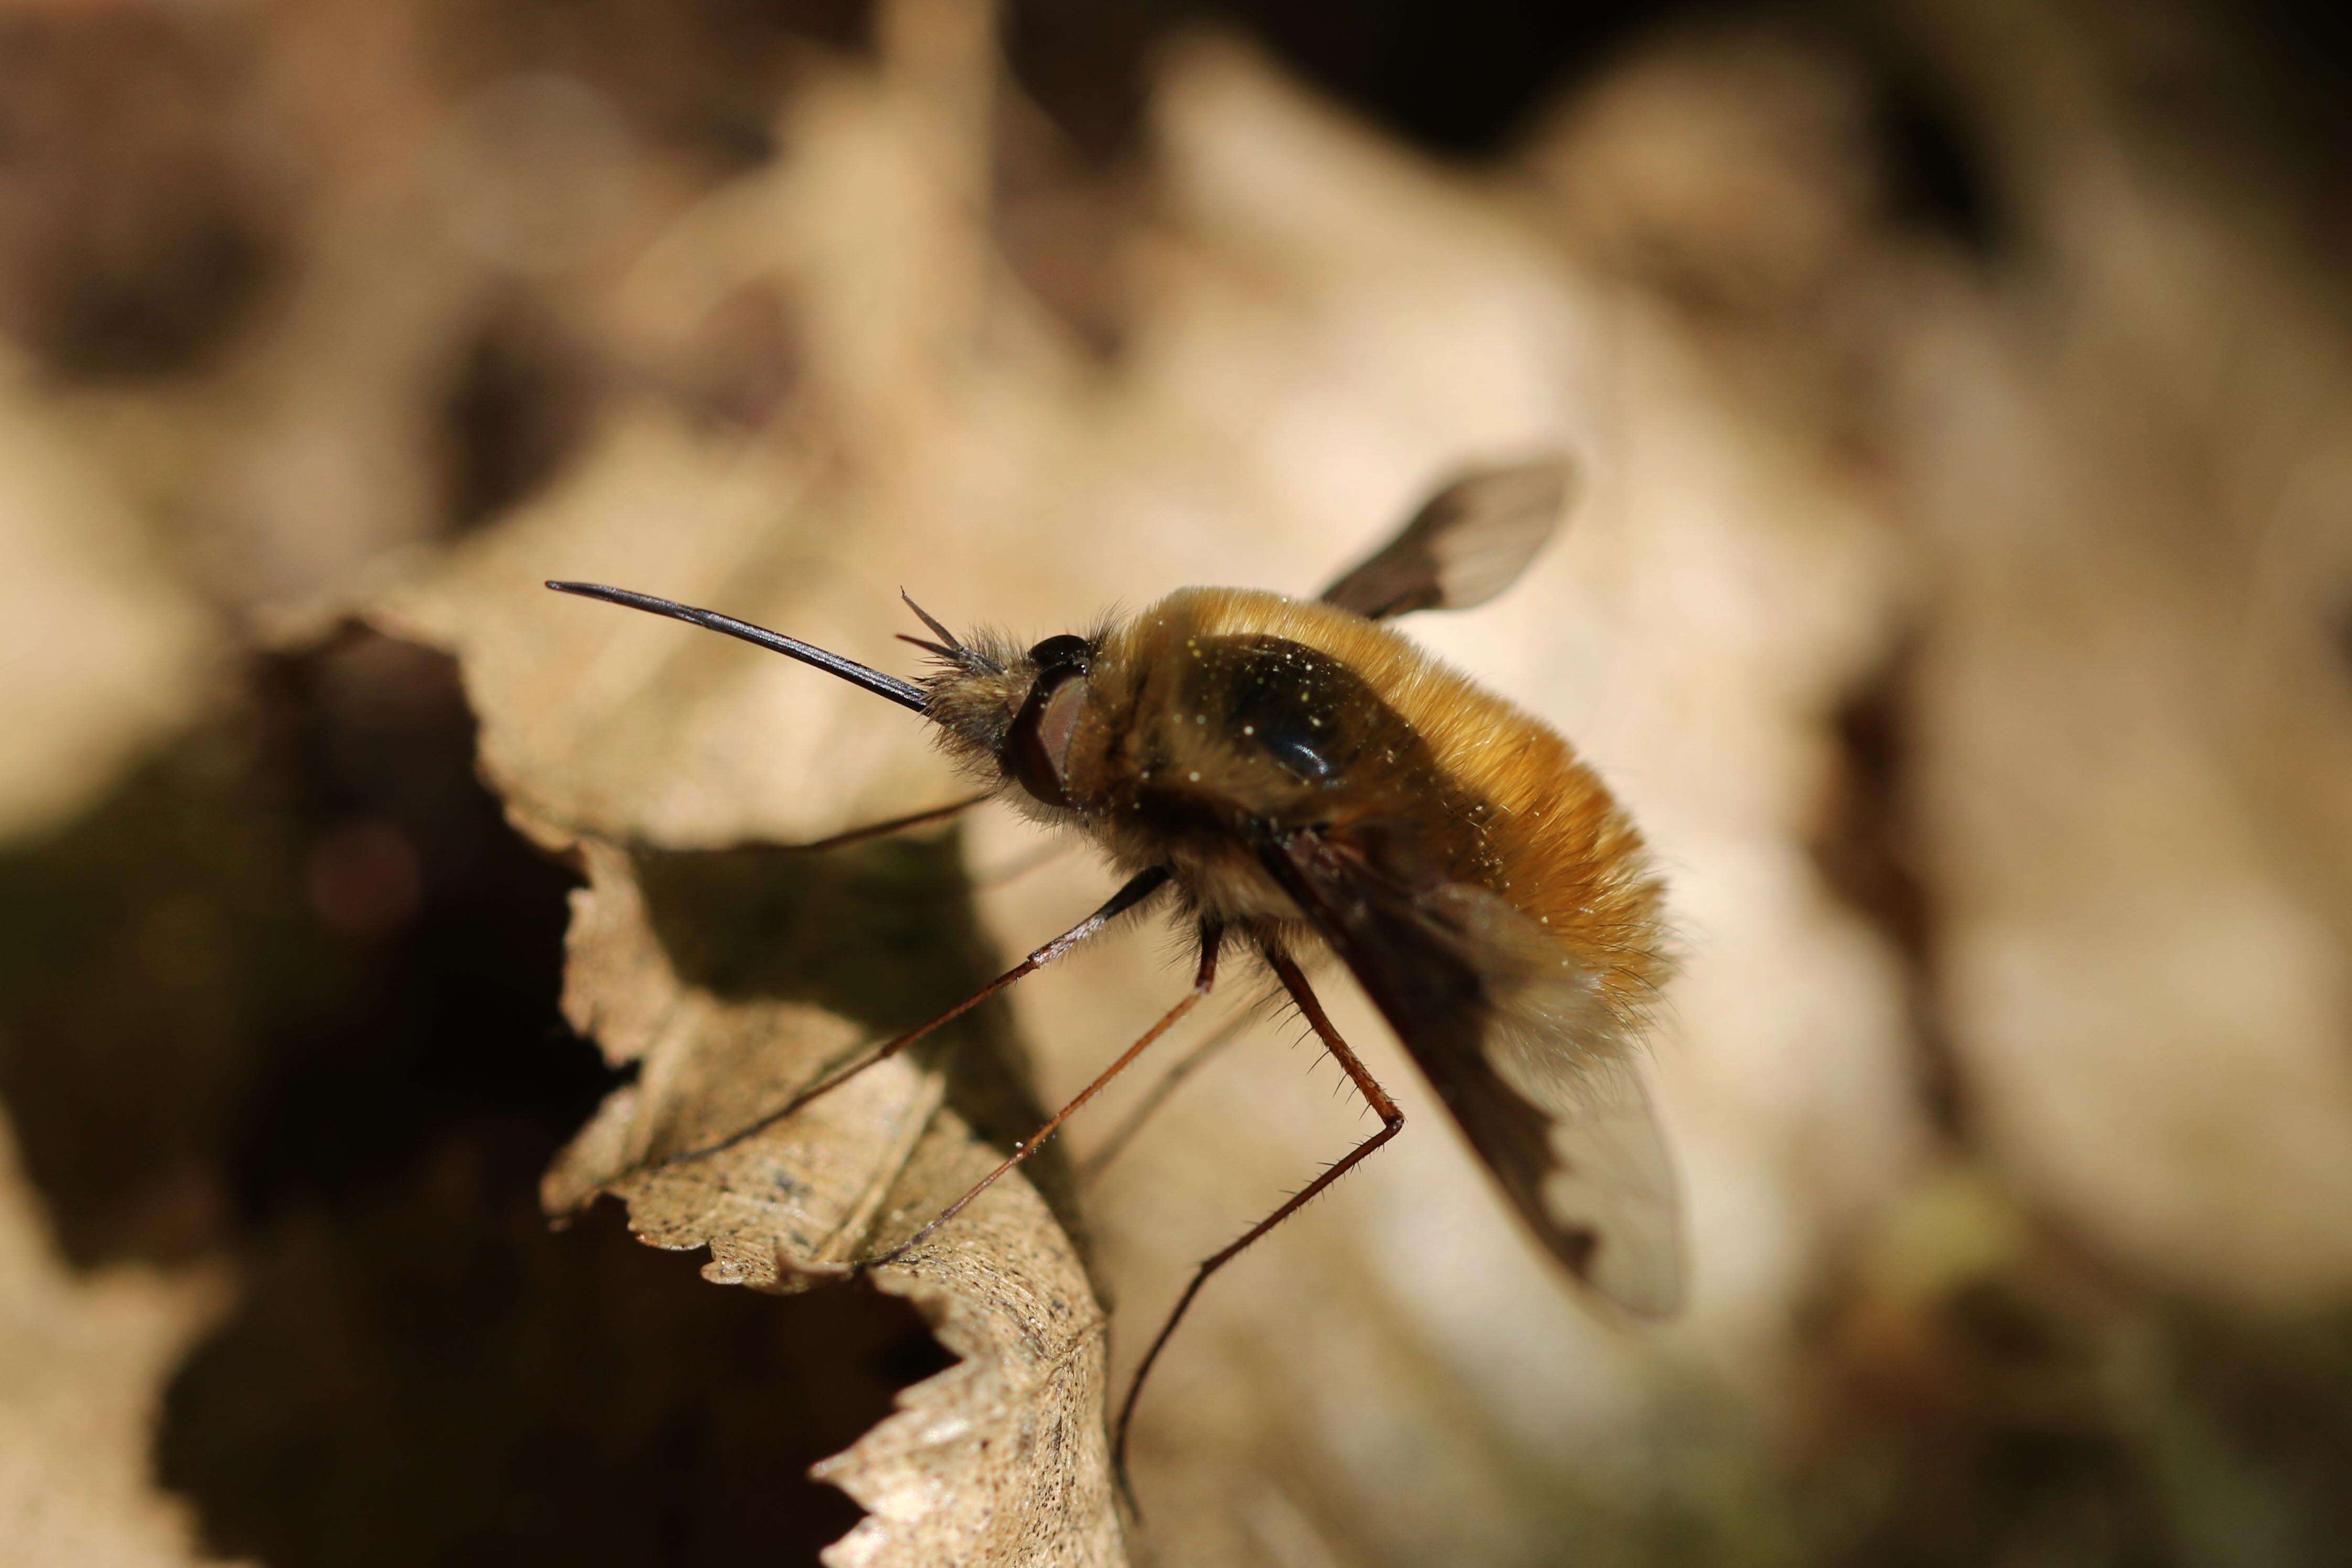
646, 866, 1172, 1173
779, 790, 993, 854
1111, 949, 1403, 1518
1078, 1000, 1261, 1183
872, 923, 1222, 1267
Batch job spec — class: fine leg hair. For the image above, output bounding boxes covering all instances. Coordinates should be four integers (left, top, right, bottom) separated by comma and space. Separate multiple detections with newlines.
778, 789, 993, 854
874, 921, 1223, 1266
649, 866, 1170, 1170
1112, 948, 1404, 1513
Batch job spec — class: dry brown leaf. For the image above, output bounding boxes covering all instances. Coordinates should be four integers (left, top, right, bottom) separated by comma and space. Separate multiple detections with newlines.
537, 839, 1120, 1566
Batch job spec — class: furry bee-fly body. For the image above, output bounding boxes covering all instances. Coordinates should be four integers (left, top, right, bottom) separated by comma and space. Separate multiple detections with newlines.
550, 454, 1683, 1498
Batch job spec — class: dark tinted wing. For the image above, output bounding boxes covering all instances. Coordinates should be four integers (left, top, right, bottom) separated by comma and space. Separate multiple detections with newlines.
1318, 456, 1575, 620
1261, 827, 1683, 1316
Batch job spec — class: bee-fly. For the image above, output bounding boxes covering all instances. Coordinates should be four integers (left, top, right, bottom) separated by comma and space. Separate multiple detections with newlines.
549, 455, 1683, 1506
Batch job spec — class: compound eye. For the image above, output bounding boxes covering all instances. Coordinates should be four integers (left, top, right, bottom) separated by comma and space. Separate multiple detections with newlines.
1008, 664, 1088, 808
1005, 634, 1094, 807
1027, 633, 1092, 672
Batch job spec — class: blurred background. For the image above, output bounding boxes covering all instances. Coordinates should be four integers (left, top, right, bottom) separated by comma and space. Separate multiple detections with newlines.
3, 0, 2351, 1564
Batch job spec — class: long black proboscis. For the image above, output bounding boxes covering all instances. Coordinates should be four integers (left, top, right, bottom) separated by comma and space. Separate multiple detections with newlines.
545, 582, 930, 714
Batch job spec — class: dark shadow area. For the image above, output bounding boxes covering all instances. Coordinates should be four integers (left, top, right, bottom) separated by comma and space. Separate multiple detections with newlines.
0, 8, 283, 380
0, 631, 610, 1265
1806, 630, 1971, 1143
995, 0, 2009, 366
0, 628, 950, 1565
1805, 1269, 2173, 1568
1004, 0, 1703, 160
1803, 1275, 2352, 1568
637, 834, 1004, 1027
631, 832, 1094, 1248
1218, 0, 1705, 155
442, 300, 604, 538
2183, 0, 2352, 217
159, 1191, 945, 1568
1866, 58, 2003, 255
227, 636, 617, 1226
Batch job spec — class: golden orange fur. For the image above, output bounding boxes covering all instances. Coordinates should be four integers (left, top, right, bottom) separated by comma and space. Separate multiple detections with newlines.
1084, 588, 1670, 1016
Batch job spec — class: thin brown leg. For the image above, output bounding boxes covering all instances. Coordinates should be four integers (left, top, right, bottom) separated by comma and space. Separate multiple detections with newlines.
972, 834, 1077, 887
875, 924, 1222, 1265
1078, 1004, 1258, 1183
778, 790, 993, 853
1112, 950, 1404, 1515
652, 866, 1170, 1169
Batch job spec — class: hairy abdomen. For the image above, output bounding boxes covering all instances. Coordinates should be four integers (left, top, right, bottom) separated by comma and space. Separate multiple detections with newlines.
1086, 589, 1671, 1007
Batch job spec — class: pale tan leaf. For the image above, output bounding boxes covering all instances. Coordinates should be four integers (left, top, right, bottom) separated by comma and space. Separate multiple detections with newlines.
811, 1118, 1123, 1568
528, 838, 1122, 1565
